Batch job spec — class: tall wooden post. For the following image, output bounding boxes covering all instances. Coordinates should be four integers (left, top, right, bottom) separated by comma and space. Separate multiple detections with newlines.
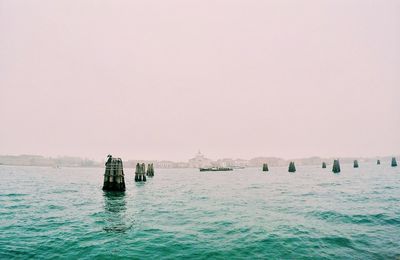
102, 155, 126, 191
135, 163, 147, 182
147, 163, 154, 176
141, 163, 147, 181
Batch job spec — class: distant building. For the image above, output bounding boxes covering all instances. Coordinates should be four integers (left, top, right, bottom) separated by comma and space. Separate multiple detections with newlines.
248, 157, 286, 167
215, 158, 235, 167
174, 162, 190, 168
188, 151, 213, 168
156, 161, 174, 168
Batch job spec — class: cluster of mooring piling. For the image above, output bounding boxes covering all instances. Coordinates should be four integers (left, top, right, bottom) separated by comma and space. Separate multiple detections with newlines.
353, 160, 359, 168
262, 163, 269, 172
288, 162, 296, 172
135, 163, 147, 182
322, 162, 327, 168
377, 160, 381, 165
392, 157, 398, 167
103, 155, 126, 191
332, 159, 341, 173
147, 163, 155, 176
102, 155, 157, 191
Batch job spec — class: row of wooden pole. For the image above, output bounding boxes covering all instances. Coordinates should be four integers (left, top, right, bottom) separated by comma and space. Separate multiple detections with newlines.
103, 155, 155, 191
262, 157, 398, 174
134, 163, 154, 181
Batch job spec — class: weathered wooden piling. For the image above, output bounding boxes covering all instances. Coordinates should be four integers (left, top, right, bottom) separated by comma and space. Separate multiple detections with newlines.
377, 160, 381, 165
102, 155, 126, 191
288, 162, 296, 173
322, 162, 327, 168
141, 163, 147, 181
135, 163, 147, 182
391, 157, 397, 167
262, 163, 269, 172
332, 159, 341, 173
353, 160, 359, 168
146, 163, 155, 177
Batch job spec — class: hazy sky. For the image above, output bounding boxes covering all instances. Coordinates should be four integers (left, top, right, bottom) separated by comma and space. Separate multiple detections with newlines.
1, 0, 399, 161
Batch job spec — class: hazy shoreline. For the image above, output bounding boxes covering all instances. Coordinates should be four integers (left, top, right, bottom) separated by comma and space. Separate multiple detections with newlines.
0, 154, 397, 169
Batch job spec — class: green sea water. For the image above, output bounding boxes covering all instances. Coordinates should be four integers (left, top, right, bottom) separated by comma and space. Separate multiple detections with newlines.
1, 163, 399, 259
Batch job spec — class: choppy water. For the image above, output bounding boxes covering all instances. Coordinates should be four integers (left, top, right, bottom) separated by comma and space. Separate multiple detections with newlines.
1, 163, 400, 259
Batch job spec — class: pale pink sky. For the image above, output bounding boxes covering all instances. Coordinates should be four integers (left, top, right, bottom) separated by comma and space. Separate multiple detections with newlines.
0, 0, 399, 161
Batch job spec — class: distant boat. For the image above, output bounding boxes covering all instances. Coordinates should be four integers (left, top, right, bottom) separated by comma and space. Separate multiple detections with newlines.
199, 167, 233, 172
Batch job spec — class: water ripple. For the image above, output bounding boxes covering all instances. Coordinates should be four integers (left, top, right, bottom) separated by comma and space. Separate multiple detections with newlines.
0, 165, 399, 259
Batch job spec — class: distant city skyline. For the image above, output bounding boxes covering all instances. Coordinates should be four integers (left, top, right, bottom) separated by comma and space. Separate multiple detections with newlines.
0, 152, 397, 169
1, 1, 399, 161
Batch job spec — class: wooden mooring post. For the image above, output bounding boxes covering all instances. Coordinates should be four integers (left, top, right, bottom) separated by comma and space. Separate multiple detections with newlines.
262, 163, 269, 172
135, 163, 147, 182
392, 157, 397, 167
102, 155, 126, 191
332, 159, 341, 173
288, 162, 296, 173
322, 162, 327, 168
353, 160, 359, 168
146, 163, 155, 177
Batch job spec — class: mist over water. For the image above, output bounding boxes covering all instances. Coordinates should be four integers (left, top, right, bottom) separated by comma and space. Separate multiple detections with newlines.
1, 163, 399, 259
1, 1, 400, 160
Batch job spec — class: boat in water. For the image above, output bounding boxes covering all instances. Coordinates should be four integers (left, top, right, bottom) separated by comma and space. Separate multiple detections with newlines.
199, 167, 233, 172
